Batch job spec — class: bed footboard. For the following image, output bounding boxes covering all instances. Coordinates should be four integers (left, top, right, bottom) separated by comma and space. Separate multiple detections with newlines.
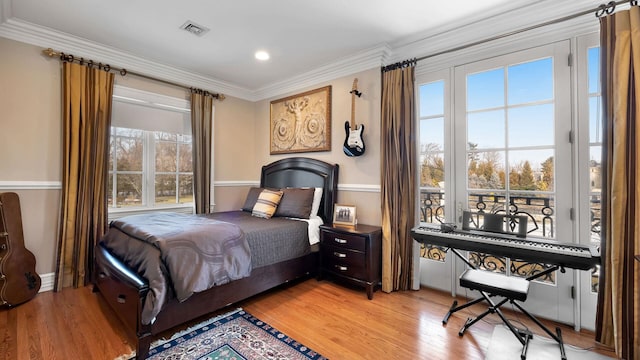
95, 242, 319, 359
94, 243, 152, 356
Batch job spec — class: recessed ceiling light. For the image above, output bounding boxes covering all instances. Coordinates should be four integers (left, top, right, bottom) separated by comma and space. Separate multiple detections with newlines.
255, 51, 270, 61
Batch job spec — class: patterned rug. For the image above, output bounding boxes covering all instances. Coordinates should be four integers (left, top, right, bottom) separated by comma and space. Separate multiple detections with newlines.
117, 308, 327, 360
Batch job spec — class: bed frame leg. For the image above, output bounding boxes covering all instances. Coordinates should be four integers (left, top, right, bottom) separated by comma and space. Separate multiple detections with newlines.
136, 335, 151, 360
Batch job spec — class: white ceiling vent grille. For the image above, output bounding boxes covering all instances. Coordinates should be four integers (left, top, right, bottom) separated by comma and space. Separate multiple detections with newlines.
180, 21, 210, 37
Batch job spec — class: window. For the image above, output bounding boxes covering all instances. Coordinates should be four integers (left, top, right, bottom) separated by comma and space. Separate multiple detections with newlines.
587, 46, 602, 295
419, 79, 449, 262
587, 46, 602, 247
108, 86, 196, 214
463, 57, 557, 239
457, 53, 569, 285
419, 80, 446, 224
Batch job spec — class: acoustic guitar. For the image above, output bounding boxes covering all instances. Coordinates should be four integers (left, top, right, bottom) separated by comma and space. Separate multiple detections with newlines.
0, 192, 41, 306
343, 78, 365, 157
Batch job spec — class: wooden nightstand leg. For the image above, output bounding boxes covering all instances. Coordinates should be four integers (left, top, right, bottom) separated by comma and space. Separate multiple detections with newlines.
366, 284, 374, 300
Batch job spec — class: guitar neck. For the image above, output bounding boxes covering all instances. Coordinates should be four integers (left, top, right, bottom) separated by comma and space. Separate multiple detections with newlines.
351, 92, 356, 127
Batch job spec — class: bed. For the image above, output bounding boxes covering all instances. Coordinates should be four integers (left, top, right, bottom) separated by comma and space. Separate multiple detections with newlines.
93, 157, 339, 359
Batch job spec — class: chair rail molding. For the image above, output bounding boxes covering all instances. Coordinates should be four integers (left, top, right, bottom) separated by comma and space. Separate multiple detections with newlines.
338, 184, 380, 193
0, 181, 62, 190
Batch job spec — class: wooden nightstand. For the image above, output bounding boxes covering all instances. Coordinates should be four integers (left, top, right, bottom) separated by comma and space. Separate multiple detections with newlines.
319, 223, 382, 300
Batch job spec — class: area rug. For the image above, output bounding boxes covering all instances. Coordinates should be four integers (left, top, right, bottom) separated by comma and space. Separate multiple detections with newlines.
116, 308, 327, 360
486, 325, 613, 360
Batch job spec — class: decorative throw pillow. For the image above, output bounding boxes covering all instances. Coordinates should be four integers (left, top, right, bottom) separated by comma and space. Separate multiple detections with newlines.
242, 187, 265, 212
252, 189, 284, 219
274, 188, 315, 219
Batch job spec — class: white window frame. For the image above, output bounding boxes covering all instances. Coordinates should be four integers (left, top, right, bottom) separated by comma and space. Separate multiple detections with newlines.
108, 86, 216, 219
575, 31, 601, 331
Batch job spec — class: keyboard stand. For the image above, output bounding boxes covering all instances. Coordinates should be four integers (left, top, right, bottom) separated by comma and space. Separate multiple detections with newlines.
443, 248, 568, 360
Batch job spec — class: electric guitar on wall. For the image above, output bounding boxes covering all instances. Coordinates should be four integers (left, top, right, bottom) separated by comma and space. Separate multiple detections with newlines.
343, 78, 365, 157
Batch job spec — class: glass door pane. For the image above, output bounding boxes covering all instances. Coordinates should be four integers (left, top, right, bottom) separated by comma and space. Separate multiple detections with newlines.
418, 70, 454, 293
454, 41, 573, 323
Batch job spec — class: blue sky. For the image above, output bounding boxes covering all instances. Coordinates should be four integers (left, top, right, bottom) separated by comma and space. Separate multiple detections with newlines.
419, 57, 558, 170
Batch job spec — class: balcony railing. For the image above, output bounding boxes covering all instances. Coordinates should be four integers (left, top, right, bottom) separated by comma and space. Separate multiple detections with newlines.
419, 188, 601, 290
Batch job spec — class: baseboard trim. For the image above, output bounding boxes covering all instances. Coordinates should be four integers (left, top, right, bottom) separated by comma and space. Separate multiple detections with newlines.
39, 272, 55, 292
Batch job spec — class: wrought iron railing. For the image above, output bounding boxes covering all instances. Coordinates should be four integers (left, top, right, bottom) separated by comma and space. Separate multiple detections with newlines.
419, 188, 601, 289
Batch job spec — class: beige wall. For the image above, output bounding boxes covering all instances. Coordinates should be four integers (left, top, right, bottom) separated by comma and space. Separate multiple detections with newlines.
0, 38, 61, 181
0, 38, 61, 276
254, 68, 382, 226
0, 37, 382, 280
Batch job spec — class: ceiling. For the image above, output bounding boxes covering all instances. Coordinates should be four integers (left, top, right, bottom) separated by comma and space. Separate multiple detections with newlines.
0, 0, 599, 100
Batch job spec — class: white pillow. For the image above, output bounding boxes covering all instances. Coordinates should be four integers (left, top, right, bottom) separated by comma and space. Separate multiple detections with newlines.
310, 187, 323, 217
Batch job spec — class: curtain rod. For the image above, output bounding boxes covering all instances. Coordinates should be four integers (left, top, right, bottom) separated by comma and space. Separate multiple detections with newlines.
41, 48, 225, 100
407, 0, 634, 64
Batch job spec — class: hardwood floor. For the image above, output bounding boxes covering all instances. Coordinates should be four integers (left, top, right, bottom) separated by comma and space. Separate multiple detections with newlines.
0, 278, 616, 360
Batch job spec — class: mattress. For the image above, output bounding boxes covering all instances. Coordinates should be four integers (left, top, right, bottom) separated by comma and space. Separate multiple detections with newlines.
207, 211, 311, 268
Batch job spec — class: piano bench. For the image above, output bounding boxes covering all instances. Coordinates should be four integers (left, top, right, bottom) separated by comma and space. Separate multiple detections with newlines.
460, 269, 530, 302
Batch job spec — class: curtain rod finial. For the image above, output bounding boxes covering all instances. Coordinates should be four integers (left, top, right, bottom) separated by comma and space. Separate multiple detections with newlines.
42, 48, 57, 58
218, 94, 226, 101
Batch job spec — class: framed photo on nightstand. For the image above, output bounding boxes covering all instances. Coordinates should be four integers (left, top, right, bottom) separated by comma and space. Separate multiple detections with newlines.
333, 204, 356, 226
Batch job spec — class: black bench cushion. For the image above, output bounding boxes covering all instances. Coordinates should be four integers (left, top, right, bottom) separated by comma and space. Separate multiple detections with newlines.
459, 269, 529, 302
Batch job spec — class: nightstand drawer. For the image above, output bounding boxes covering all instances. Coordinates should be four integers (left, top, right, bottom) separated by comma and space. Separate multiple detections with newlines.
324, 260, 366, 280
321, 245, 365, 267
321, 231, 366, 251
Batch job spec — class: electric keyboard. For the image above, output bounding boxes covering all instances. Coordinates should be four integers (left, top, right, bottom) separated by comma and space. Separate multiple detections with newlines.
411, 225, 600, 270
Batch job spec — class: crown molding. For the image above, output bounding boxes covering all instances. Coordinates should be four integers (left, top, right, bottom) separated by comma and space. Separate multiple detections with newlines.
0, 0, 10, 24
392, 0, 601, 70
0, 0, 607, 102
251, 44, 392, 101
0, 17, 254, 99
0, 9, 390, 102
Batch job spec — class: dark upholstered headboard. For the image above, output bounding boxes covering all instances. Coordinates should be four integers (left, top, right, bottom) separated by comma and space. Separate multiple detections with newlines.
260, 157, 339, 224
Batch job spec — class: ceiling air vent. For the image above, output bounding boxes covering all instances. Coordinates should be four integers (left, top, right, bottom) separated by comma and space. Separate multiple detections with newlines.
180, 21, 210, 37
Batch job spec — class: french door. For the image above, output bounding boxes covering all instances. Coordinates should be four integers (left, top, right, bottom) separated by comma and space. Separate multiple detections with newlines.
453, 41, 574, 323
419, 41, 577, 324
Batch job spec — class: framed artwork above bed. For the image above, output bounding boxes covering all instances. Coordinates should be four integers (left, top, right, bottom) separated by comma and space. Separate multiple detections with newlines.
270, 86, 332, 154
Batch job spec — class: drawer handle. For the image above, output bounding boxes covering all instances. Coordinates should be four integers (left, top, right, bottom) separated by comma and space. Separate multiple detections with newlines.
335, 265, 348, 271
117, 294, 126, 304
334, 238, 347, 244
333, 252, 346, 258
